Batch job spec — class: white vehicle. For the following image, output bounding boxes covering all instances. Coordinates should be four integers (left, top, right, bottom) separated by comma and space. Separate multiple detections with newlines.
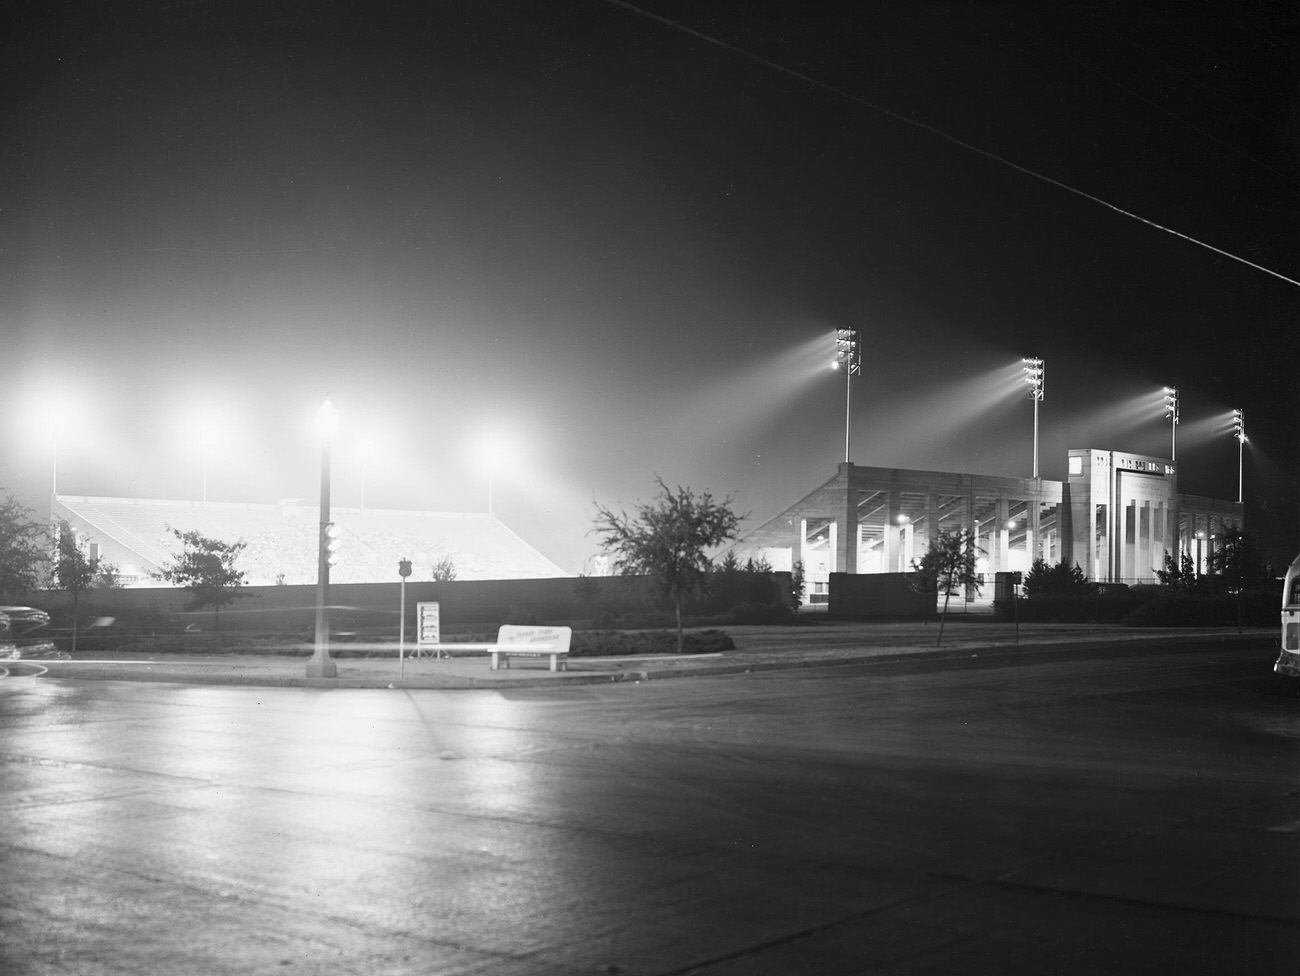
1277, 553, 1300, 679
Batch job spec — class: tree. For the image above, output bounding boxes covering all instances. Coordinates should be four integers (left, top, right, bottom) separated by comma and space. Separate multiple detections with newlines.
592, 477, 742, 653
911, 529, 982, 647
1208, 528, 1266, 633
1024, 558, 1095, 597
1207, 528, 1265, 591
1155, 552, 1198, 593
430, 555, 457, 582
53, 521, 99, 653
790, 559, 806, 613
155, 528, 248, 634
0, 492, 50, 600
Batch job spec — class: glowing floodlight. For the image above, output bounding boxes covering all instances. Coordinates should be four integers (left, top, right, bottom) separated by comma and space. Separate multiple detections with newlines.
1232, 408, 1246, 504
1022, 357, 1045, 478
834, 328, 862, 375
1162, 387, 1179, 462
1022, 357, 1044, 400
834, 328, 862, 463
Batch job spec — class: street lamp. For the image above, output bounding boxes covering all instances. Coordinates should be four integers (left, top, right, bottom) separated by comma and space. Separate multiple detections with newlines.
1163, 387, 1179, 462
307, 396, 339, 679
1022, 357, 1044, 479
1232, 408, 1246, 504
833, 328, 861, 463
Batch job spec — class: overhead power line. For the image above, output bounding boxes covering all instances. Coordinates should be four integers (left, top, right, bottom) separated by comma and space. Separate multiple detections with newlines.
604, 0, 1300, 290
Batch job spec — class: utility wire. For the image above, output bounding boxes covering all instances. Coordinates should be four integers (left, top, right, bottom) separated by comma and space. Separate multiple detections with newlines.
604, 0, 1300, 290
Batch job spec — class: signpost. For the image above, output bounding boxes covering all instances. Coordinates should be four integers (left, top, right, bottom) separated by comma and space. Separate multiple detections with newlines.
398, 559, 412, 678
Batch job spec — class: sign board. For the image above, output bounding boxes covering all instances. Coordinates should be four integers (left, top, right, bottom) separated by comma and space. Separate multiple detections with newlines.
416, 601, 440, 647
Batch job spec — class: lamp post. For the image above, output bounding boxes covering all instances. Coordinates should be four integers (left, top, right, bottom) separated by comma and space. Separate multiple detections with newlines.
1163, 387, 1179, 462
1232, 409, 1246, 504
307, 396, 339, 679
1022, 357, 1044, 479
833, 328, 861, 463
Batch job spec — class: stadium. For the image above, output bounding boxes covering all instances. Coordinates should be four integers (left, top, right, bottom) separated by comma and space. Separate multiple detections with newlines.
52, 443, 1242, 612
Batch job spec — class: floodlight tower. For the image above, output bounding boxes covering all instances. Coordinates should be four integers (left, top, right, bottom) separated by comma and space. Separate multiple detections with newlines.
1022, 357, 1045, 479
1232, 408, 1246, 504
833, 328, 861, 462
1163, 387, 1179, 463
308, 396, 339, 679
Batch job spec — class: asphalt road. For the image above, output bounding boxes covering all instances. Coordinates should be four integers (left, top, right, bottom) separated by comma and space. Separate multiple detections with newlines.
2, 636, 1296, 975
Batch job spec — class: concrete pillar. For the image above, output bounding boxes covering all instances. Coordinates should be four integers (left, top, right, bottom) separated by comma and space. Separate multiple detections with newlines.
884, 491, 899, 573
996, 497, 1010, 572
841, 465, 857, 574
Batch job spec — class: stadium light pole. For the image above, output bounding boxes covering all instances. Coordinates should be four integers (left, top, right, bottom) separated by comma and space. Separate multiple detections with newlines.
1163, 387, 1179, 463
833, 328, 861, 462
197, 419, 217, 507
478, 434, 505, 516
307, 396, 339, 679
1022, 357, 1044, 479
1232, 409, 1246, 504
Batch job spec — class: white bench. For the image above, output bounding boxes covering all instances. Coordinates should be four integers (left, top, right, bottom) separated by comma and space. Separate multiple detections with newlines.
487, 625, 572, 672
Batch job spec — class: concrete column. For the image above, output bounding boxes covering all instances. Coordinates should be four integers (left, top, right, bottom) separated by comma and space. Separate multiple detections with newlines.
840, 465, 858, 574
1029, 497, 1041, 565
884, 491, 899, 573
996, 497, 1010, 572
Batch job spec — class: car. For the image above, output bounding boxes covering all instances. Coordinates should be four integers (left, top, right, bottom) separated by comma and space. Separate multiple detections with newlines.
0, 606, 51, 643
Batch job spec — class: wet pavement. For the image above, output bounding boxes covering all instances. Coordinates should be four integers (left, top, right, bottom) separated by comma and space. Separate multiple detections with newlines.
2, 625, 1295, 974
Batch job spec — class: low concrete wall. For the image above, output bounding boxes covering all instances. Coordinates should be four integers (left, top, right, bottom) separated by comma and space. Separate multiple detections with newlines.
31, 576, 651, 634
828, 572, 932, 618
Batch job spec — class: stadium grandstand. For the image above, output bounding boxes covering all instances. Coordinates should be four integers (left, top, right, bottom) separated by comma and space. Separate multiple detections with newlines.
52, 495, 568, 586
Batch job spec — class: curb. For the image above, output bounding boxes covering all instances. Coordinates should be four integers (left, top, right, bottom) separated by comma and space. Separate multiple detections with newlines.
20, 631, 1274, 690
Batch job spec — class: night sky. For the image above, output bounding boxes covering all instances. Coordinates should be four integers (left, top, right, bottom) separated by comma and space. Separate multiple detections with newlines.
4, 1, 1298, 573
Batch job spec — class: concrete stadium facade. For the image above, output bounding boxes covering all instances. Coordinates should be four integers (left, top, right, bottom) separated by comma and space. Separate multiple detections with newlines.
726, 449, 1242, 604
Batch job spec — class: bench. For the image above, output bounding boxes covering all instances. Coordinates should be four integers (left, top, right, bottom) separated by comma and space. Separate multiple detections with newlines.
487, 625, 572, 672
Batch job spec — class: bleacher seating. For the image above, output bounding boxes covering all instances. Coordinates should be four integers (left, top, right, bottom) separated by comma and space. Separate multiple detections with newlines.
52, 496, 567, 586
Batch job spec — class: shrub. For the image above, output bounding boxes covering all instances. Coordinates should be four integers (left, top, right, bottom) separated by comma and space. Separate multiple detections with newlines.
1024, 559, 1096, 597
994, 592, 1146, 624
569, 628, 734, 657
504, 604, 541, 626
727, 602, 795, 625
1121, 592, 1278, 628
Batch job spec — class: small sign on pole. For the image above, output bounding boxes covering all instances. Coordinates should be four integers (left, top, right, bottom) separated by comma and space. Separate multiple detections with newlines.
416, 601, 440, 659
398, 559, 411, 679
